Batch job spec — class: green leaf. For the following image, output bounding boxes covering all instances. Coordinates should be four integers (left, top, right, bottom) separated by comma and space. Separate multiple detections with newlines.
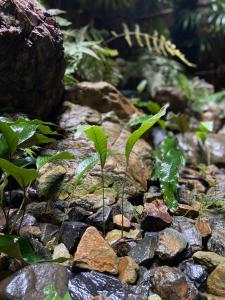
75, 154, 99, 185
0, 235, 21, 259
137, 80, 147, 93
152, 134, 186, 208
75, 125, 92, 139
125, 104, 168, 163
0, 159, 38, 188
44, 285, 72, 300
36, 152, 75, 169
11, 123, 37, 145
30, 134, 56, 145
0, 121, 18, 155
199, 121, 213, 132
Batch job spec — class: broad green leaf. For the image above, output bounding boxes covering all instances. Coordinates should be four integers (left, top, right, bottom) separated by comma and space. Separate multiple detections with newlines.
30, 134, 56, 145
11, 123, 37, 145
152, 134, 186, 208
36, 152, 75, 169
0, 135, 9, 158
0, 159, 38, 188
199, 121, 213, 132
125, 104, 168, 163
0, 121, 18, 155
75, 154, 99, 185
75, 125, 92, 139
44, 285, 72, 300
128, 115, 151, 127
0, 235, 21, 259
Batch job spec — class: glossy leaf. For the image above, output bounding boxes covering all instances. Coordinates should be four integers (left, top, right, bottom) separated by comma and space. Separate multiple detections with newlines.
0, 121, 18, 155
30, 134, 56, 145
11, 123, 37, 145
125, 104, 168, 163
75, 154, 99, 185
0, 158, 38, 188
36, 152, 75, 169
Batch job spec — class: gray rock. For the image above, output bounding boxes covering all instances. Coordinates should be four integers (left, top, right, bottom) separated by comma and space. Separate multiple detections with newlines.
39, 208, 68, 225
0, 263, 68, 300
208, 229, 225, 256
87, 207, 112, 229
40, 223, 59, 245
26, 202, 47, 219
205, 134, 225, 164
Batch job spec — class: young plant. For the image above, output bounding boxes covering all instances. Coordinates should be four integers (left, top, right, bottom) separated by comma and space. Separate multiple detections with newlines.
75, 125, 108, 237
195, 121, 213, 165
122, 104, 168, 236
152, 133, 186, 209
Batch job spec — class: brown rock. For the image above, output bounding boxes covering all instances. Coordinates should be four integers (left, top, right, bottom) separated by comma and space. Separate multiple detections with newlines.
207, 264, 225, 296
91, 297, 109, 300
73, 227, 118, 274
174, 204, 199, 219
20, 226, 41, 238
193, 251, 225, 270
0, 0, 65, 118
118, 256, 139, 284
113, 214, 131, 231
141, 200, 172, 231
105, 229, 142, 245
150, 266, 198, 300
195, 219, 212, 237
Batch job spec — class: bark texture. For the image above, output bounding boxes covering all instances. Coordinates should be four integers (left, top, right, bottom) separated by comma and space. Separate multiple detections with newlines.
0, 0, 65, 118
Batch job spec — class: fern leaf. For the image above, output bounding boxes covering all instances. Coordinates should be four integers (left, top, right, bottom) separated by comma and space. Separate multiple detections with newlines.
135, 24, 144, 47
122, 23, 132, 47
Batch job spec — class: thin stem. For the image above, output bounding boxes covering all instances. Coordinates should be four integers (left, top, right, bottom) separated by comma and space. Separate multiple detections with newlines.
10, 188, 26, 235
101, 167, 105, 238
17, 188, 26, 234
121, 164, 128, 238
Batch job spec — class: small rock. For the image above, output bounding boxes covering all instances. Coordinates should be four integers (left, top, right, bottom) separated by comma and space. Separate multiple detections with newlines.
40, 223, 59, 245
207, 229, 225, 256
148, 295, 162, 300
105, 229, 142, 245
59, 221, 88, 253
39, 208, 68, 225
207, 264, 225, 297
73, 226, 118, 274
118, 256, 139, 284
156, 228, 187, 260
52, 243, 71, 263
150, 266, 198, 300
174, 204, 199, 219
129, 235, 157, 266
113, 214, 131, 231
68, 206, 92, 222
87, 207, 112, 229
195, 219, 212, 237
30, 238, 52, 260
20, 226, 41, 239
141, 200, 172, 231
26, 202, 47, 218
193, 251, 225, 270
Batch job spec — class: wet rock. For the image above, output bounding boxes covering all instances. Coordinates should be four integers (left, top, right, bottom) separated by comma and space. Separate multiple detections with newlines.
87, 207, 112, 229
113, 214, 131, 231
207, 264, 225, 297
20, 226, 41, 239
59, 221, 88, 253
193, 251, 225, 270
178, 186, 197, 205
73, 227, 118, 274
150, 266, 198, 300
174, 204, 199, 219
68, 206, 92, 222
156, 228, 187, 260
29, 238, 52, 260
69, 270, 126, 300
105, 229, 142, 245
205, 134, 225, 164
195, 219, 212, 237
52, 243, 71, 263
9, 211, 37, 233
207, 229, 225, 256
179, 259, 208, 288
26, 202, 47, 219
0, 263, 68, 300
141, 200, 172, 231
0, 0, 65, 118
0, 256, 22, 281
129, 235, 157, 266
65, 81, 138, 119
177, 133, 201, 164
39, 208, 68, 225
40, 223, 59, 245
118, 256, 139, 284
206, 182, 225, 204
112, 239, 133, 257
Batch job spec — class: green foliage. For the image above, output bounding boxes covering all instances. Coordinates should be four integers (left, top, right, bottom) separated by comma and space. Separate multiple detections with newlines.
125, 104, 168, 163
74, 154, 100, 185
44, 285, 72, 300
152, 134, 186, 208
36, 152, 75, 169
195, 121, 213, 143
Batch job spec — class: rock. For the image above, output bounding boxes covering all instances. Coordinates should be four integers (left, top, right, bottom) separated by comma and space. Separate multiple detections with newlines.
195, 219, 212, 237
9, 211, 37, 232
129, 235, 157, 266
59, 221, 88, 253
39, 208, 68, 225
207, 264, 225, 297
65, 81, 138, 119
0, 256, 22, 281
113, 214, 131, 231
29, 238, 52, 260
105, 229, 142, 245
205, 134, 225, 164
193, 251, 225, 270
20, 226, 41, 239
174, 204, 199, 219
207, 229, 225, 256
177, 133, 201, 164
68, 207, 92, 222
26, 202, 47, 218
69, 270, 126, 300
207, 182, 225, 204
0, 263, 68, 300
156, 228, 187, 260
0, 0, 65, 118
150, 266, 198, 300
148, 295, 162, 300
40, 223, 59, 245
87, 207, 112, 229
141, 200, 172, 231
73, 226, 118, 274
118, 256, 139, 284
52, 243, 71, 264
154, 87, 187, 112
179, 259, 208, 288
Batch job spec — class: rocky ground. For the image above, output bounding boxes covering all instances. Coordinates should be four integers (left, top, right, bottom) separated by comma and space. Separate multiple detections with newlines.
1, 82, 225, 300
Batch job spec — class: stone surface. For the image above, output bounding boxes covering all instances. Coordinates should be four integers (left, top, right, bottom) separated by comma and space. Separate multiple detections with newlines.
113, 214, 131, 231
105, 229, 142, 245
52, 243, 71, 262
73, 226, 118, 274
195, 219, 212, 237
177, 133, 202, 164
150, 266, 198, 300
0, 263, 68, 300
69, 270, 126, 300
40, 223, 59, 245
118, 256, 139, 284
141, 200, 172, 231
87, 207, 112, 229
20, 225, 41, 239
59, 221, 88, 253
156, 228, 187, 260
193, 251, 225, 270
148, 295, 162, 300
174, 204, 199, 219
0, 0, 65, 118
207, 264, 225, 297
205, 134, 225, 164
207, 229, 225, 256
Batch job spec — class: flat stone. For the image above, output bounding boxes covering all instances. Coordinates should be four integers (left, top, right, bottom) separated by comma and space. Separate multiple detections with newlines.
207, 264, 225, 296
174, 204, 199, 219
87, 207, 112, 229
73, 226, 118, 274
113, 214, 131, 231
141, 200, 172, 231
0, 263, 68, 300
150, 266, 198, 300
52, 243, 71, 263
193, 251, 225, 270
195, 219, 212, 237
156, 228, 187, 260
207, 229, 225, 256
118, 256, 139, 284
105, 229, 142, 245
20, 226, 41, 239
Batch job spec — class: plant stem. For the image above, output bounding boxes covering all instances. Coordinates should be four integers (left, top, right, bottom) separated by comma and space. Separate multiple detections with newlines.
121, 164, 128, 238
101, 168, 106, 238
10, 188, 26, 234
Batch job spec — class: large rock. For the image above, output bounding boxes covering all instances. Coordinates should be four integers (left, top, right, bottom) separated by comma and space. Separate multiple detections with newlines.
207, 264, 225, 297
0, 0, 65, 118
193, 251, 225, 270
0, 263, 68, 300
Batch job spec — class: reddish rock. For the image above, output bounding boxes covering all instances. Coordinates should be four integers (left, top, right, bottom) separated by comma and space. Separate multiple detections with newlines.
195, 219, 212, 237
141, 200, 172, 231
118, 256, 139, 284
174, 204, 199, 219
113, 214, 131, 231
73, 227, 118, 274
